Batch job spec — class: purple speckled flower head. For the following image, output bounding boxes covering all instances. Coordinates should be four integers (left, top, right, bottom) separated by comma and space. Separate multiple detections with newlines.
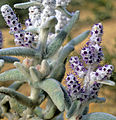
69, 56, 87, 78
1, 4, 22, 34
66, 73, 81, 100
91, 23, 103, 37
89, 82, 101, 99
66, 23, 114, 103
25, 19, 32, 28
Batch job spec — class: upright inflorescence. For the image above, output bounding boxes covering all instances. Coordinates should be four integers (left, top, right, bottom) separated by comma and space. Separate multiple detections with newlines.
1, 5, 22, 34
66, 23, 114, 102
1, 5, 36, 48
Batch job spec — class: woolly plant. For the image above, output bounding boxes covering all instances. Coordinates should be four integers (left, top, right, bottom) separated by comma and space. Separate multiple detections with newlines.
0, 0, 116, 120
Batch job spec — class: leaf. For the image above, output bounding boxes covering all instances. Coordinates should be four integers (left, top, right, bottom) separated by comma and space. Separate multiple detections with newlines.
97, 80, 115, 86
38, 78, 65, 112
48, 63, 65, 82
0, 69, 27, 82
66, 100, 81, 119
14, 1, 41, 9
0, 56, 19, 63
29, 66, 42, 82
0, 87, 33, 108
82, 112, 116, 120
8, 81, 25, 90
68, 30, 90, 46
0, 47, 36, 57
45, 11, 80, 58
42, 97, 57, 119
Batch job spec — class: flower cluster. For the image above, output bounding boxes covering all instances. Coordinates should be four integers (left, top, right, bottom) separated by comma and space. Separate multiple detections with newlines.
29, 6, 42, 27
66, 23, 114, 102
55, 10, 70, 32
1, 5, 22, 34
1, 5, 36, 48
69, 56, 87, 78
90, 65, 114, 82
81, 23, 104, 65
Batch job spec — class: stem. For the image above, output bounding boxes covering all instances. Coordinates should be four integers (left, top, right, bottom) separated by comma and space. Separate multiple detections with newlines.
37, 28, 49, 55
30, 87, 39, 102
37, 16, 57, 55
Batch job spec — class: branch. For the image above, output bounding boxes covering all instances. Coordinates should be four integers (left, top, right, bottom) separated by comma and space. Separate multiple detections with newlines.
45, 11, 80, 58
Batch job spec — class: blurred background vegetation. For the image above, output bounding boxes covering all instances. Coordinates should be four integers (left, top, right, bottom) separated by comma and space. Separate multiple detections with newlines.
0, 0, 116, 119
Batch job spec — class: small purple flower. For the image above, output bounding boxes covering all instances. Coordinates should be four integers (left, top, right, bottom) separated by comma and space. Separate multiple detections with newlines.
25, 19, 33, 27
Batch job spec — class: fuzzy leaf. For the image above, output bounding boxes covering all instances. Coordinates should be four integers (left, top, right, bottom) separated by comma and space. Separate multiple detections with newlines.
0, 56, 19, 63
29, 66, 42, 82
68, 30, 90, 46
38, 78, 65, 112
82, 112, 116, 120
60, 85, 71, 111
8, 81, 25, 90
97, 80, 115, 86
0, 87, 33, 108
45, 11, 80, 58
0, 69, 27, 82
66, 101, 81, 119
14, 1, 42, 9
43, 97, 57, 119
0, 47, 36, 57
48, 63, 65, 82
14, 62, 31, 82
